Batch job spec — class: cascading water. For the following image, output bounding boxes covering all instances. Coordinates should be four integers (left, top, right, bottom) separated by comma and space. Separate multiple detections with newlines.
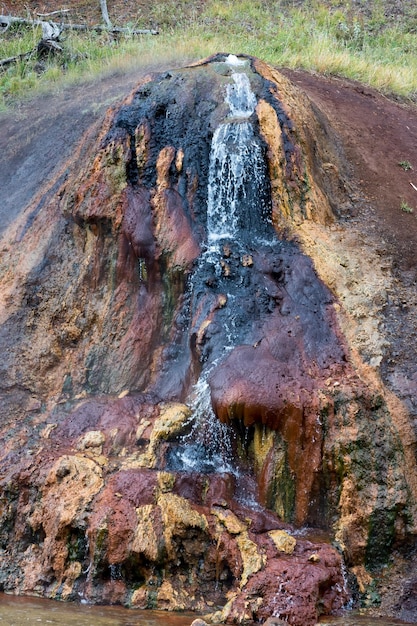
168, 376, 237, 474
206, 69, 270, 248
167, 56, 275, 478
206, 123, 263, 244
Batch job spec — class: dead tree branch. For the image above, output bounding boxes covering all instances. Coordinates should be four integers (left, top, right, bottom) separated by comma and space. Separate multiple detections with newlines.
36, 10, 71, 17
0, 15, 63, 67
40, 20, 61, 40
0, 13, 158, 68
99, 0, 112, 28
0, 15, 159, 35
66, 23, 159, 34
1, 15, 56, 29
0, 50, 34, 68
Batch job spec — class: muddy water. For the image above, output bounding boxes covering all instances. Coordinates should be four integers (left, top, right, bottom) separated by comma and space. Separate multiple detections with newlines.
0, 594, 200, 626
0, 595, 412, 626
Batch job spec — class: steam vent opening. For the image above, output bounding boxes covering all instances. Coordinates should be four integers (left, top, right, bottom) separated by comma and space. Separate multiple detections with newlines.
1, 53, 416, 626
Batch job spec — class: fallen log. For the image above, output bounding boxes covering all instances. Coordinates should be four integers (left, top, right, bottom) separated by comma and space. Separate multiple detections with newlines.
0, 14, 159, 35
63, 23, 159, 35
0, 50, 34, 68
36, 10, 71, 17
0, 16, 62, 68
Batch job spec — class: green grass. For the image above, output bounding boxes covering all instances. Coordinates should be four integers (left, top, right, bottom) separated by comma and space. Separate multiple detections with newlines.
399, 160, 413, 171
401, 200, 414, 213
1, 0, 417, 109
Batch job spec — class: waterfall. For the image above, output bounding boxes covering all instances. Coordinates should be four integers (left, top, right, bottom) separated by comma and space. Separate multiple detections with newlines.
168, 57, 270, 478
167, 376, 237, 474
226, 72, 257, 117
206, 123, 265, 245
206, 69, 267, 247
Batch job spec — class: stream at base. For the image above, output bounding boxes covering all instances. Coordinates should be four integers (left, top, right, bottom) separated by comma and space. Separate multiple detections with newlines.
0, 594, 199, 626
0, 594, 412, 626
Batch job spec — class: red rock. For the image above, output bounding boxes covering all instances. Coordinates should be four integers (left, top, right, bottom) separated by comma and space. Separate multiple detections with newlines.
0, 53, 414, 626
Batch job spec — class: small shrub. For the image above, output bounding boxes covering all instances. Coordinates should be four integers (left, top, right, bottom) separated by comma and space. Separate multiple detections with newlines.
401, 201, 414, 213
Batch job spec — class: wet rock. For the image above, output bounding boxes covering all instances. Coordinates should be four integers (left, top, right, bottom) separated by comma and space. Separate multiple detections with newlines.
268, 529, 296, 554
0, 53, 415, 626
236, 531, 265, 588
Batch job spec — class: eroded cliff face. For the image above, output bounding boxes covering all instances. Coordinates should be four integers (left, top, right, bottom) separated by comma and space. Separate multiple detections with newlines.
0, 54, 416, 625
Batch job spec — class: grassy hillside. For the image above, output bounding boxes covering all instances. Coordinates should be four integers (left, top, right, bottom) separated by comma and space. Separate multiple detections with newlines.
1, 0, 417, 108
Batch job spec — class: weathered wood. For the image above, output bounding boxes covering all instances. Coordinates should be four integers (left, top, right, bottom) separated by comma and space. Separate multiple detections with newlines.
0, 50, 34, 68
37, 38, 63, 57
0, 15, 62, 67
0, 15, 59, 33
36, 10, 70, 17
41, 20, 61, 41
1, 15, 40, 28
62, 22, 159, 35
99, 0, 112, 28
0, 14, 159, 35
0, 12, 159, 68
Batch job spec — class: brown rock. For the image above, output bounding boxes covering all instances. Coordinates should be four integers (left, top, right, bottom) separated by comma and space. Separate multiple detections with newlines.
0, 53, 415, 626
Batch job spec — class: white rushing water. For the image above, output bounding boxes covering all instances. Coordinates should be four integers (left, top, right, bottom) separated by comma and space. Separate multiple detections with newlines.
224, 53, 247, 67
206, 69, 265, 248
176, 376, 237, 475
206, 122, 264, 244
173, 58, 266, 476
226, 72, 257, 117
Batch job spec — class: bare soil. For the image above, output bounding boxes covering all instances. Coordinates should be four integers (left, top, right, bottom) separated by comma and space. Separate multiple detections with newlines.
0, 67, 154, 233
2, 0, 417, 28
281, 68, 417, 419
1, 0, 147, 26
0, 0, 208, 27
283, 68, 417, 278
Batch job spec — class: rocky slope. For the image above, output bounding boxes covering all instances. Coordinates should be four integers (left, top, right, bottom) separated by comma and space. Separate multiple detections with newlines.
1, 54, 417, 625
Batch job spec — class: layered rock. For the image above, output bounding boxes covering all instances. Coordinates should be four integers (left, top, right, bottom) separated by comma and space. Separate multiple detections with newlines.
0, 54, 416, 624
